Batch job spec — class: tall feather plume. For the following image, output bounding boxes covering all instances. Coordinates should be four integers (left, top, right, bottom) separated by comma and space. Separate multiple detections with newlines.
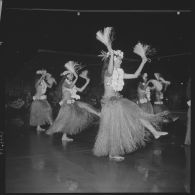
79, 70, 88, 78
45, 73, 57, 88
65, 61, 85, 74
133, 42, 156, 58
46, 76, 57, 88
96, 27, 113, 48
73, 62, 85, 74
133, 42, 147, 58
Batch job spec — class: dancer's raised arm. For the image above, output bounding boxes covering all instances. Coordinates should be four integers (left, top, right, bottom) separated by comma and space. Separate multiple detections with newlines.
70, 71, 79, 88
107, 48, 115, 76
124, 57, 147, 79
96, 27, 114, 76
160, 76, 171, 92
76, 70, 90, 92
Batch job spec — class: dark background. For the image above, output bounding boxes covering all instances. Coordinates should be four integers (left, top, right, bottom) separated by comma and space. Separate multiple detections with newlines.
1, 0, 192, 102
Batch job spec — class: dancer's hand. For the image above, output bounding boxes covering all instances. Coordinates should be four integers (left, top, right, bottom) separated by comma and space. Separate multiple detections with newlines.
79, 70, 88, 78
142, 56, 148, 63
167, 81, 171, 85
59, 100, 63, 106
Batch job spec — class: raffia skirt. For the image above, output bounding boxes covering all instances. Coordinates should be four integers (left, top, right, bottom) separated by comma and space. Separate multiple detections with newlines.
29, 99, 53, 126
138, 101, 154, 114
153, 102, 168, 114
153, 101, 177, 123
46, 101, 97, 135
93, 95, 168, 157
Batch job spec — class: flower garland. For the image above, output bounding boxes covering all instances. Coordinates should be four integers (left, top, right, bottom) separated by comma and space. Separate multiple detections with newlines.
160, 92, 164, 100
145, 86, 151, 101
33, 95, 47, 101
70, 86, 80, 100
99, 50, 124, 62
110, 68, 124, 91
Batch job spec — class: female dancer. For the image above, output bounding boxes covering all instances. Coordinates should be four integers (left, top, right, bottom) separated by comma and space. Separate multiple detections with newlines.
46, 61, 100, 141
93, 27, 168, 161
147, 73, 171, 114
137, 72, 154, 114
30, 70, 56, 132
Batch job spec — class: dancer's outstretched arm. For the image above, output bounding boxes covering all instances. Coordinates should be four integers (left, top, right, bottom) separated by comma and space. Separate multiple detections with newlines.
76, 76, 90, 92
124, 57, 147, 79
159, 77, 171, 85
159, 76, 171, 91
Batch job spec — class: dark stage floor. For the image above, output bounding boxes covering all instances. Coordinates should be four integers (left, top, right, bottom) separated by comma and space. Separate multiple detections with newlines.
4, 110, 190, 193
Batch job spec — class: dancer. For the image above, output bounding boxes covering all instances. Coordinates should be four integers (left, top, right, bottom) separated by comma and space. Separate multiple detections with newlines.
147, 73, 178, 122
30, 70, 56, 132
137, 72, 154, 114
147, 73, 171, 114
93, 27, 169, 161
46, 61, 100, 141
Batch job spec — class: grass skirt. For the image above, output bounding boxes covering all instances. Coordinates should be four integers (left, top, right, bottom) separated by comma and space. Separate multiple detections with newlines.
153, 103, 176, 122
153, 103, 168, 114
46, 101, 96, 135
93, 95, 168, 157
30, 100, 53, 126
138, 101, 154, 114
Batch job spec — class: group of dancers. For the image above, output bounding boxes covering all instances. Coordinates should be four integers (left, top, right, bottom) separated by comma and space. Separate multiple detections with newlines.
29, 27, 176, 161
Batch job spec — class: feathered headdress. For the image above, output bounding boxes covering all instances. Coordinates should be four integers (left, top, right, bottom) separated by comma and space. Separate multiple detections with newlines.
61, 61, 84, 76
36, 69, 56, 88
133, 42, 156, 60
96, 27, 114, 49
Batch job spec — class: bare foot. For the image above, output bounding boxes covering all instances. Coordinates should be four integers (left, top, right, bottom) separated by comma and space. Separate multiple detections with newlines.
154, 132, 168, 139
62, 134, 73, 142
109, 155, 124, 161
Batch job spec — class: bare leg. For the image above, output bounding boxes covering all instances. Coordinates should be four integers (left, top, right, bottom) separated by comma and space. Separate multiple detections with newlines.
78, 103, 100, 117
62, 133, 73, 142
140, 119, 168, 139
48, 116, 53, 126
